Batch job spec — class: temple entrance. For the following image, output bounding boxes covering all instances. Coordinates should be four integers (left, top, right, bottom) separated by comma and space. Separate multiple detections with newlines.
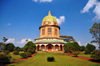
47, 44, 52, 51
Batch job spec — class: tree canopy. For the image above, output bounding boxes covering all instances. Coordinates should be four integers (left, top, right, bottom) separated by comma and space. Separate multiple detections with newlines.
60, 35, 75, 42
3, 43, 15, 52
0, 42, 6, 51
80, 46, 85, 51
3, 37, 8, 42
85, 43, 96, 54
14, 47, 20, 52
89, 22, 100, 50
64, 42, 80, 53
23, 41, 36, 53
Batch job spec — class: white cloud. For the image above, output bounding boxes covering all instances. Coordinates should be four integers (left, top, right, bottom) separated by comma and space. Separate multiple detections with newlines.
40, 0, 52, 2
32, 0, 52, 3
8, 23, 10, 25
55, 16, 65, 25
33, 0, 38, 2
78, 41, 82, 46
81, 0, 100, 20
6, 23, 11, 26
81, 0, 97, 13
6, 38, 15, 43
93, 43, 98, 46
93, 2, 100, 20
17, 38, 32, 44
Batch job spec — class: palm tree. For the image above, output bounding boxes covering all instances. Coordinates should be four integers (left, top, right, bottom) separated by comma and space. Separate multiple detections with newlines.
3, 37, 8, 42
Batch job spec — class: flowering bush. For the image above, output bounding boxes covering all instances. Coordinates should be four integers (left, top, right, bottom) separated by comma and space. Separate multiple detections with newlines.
91, 50, 100, 60
25, 52, 32, 57
0, 53, 12, 65
13, 51, 19, 55
20, 53, 27, 58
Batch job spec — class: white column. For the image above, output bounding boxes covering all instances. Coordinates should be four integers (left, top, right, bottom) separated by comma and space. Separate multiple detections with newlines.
39, 44, 42, 50
36, 44, 38, 51
62, 44, 64, 51
58, 44, 60, 51
44, 44, 47, 51
52, 44, 56, 51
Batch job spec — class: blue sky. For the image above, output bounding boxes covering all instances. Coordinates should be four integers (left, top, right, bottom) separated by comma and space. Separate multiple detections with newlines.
0, 0, 100, 48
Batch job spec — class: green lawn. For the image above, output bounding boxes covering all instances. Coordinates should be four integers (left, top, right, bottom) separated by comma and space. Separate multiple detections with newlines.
78, 52, 91, 58
8, 53, 100, 66
10, 51, 24, 59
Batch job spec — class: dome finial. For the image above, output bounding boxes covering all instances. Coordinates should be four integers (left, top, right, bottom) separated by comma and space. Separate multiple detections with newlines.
48, 10, 51, 15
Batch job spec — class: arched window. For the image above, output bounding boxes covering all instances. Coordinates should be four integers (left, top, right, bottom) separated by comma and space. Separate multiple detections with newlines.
54, 23, 56, 25
42, 28, 45, 35
48, 22, 51, 24
55, 28, 57, 35
43, 22, 45, 25
48, 28, 52, 34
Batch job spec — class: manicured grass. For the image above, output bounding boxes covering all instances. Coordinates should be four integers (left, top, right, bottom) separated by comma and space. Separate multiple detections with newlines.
78, 52, 91, 58
10, 51, 24, 59
8, 53, 100, 66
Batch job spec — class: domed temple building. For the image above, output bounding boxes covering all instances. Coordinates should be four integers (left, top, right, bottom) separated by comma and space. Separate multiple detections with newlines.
34, 11, 67, 51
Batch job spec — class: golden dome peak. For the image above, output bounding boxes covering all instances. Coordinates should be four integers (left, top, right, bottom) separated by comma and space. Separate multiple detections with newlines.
42, 11, 57, 23
48, 10, 51, 15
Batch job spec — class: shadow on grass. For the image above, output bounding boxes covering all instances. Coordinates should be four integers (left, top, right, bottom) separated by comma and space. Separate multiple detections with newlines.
9, 65, 15, 66
72, 56, 100, 64
89, 59, 100, 64
47, 61, 56, 62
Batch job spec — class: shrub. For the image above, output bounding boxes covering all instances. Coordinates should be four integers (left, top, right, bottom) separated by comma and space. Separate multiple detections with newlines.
37, 50, 42, 51
0, 53, 12, 65
3, 50, 10, 55
25, 52, 32, 57
85, 43, 96, 54
72, 42, 80, 51
14, 47, 20, 52
64, 43, 75, 53
91, 50, 100, 60
3, 43, 15, 52
64, 42, 80, 53
47, 57, 55, 62
58, 50, 63, 51
72, 51, 80, 57
13, 51, 19, 55
20, 48, 23, 51
80, 46, 85, 51
20, 53, 27, 58
23, 41, 36, 54
85, 48, 90, 54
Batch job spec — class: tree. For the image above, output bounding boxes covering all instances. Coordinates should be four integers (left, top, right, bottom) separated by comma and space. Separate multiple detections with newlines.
72, 51, 80, 57
14, 47, 20, 52
64, 43, 75, 53
3, 43, 15, 52
0, 42, 6, 51
91, 50, 100, 60
26, 39, 28, 42
60, 35, 75, 42
23, 41, 36, 53
20, 47, 23, 51
72, 42, 80, 51
80, 46, 85, 51
64, 42, 80, 53
89, 23, 100, 51
85, 43, 96, 54
2, 37, 8, 42
0, 53, 12, 65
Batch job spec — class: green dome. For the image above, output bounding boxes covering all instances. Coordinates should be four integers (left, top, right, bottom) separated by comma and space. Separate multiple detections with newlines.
42, 11, 57, 23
